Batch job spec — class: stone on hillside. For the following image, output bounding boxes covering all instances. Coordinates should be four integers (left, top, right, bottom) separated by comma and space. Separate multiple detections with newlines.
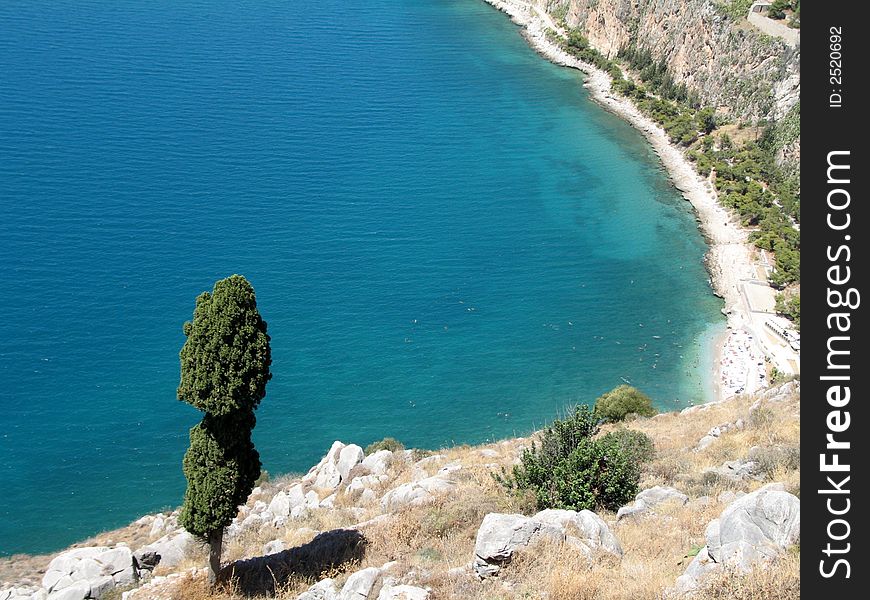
46, 583, 90, 600
287, 484, 307, 506
296, 578, 338, 600
380, 476, 456, 511
361, 450, 394, 475
617, 486, 688, 521
376, 584, 429, 600
338, 445, 365, 481
315, 461, 342, 489
716, 490, 745, 505
346, 474, 388, 496
533, 509, 622, 558
473, 509, 622, 578
263, 539, 286, 556
338, 567, 381, 600
673, 486, 799, 593
304, 441, 346, 488
695, 435, 717, 451
268, 491, 292, 517
436, 462, 462, 477
1, 587, 48, 600
42, 546, 138, 599
134, 530, 193, 571
702, 459, 760, 482
472, 514, 542, 578
710, 489, 800, 569
359, 488, 377, 505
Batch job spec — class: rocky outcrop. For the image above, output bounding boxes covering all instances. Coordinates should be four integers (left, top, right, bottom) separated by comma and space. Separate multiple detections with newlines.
380, 476, 456, 511
616, 486, 689, 521
1, 587, 47, 600
674, 485, 800, 593
538, 0, 799, 120
473, 509, 621, 578
41, 547, 139, 600
303, 442, 365, 491
133, 530, 193, 571
702, 458, 760, 483
376, 583, 429, 600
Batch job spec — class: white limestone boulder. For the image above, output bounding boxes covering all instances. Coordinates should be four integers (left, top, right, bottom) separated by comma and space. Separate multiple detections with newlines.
380, 476, 456, 511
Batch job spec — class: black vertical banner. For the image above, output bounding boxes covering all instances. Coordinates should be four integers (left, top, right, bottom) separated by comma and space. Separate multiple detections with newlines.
803, 3, 867, 596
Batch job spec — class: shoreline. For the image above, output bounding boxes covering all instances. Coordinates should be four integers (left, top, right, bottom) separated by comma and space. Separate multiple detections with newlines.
482, 0, 772, 402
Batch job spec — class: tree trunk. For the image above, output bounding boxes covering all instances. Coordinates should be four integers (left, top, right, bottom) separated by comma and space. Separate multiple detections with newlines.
207, 528, 223, 586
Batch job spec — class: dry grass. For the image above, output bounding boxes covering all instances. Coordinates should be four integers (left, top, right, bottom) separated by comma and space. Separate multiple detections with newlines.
6, 386, 800, 600
696, 551, 800, 599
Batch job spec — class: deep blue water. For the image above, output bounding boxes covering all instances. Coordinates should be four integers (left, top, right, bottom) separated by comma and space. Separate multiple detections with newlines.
0, 0, 724, 556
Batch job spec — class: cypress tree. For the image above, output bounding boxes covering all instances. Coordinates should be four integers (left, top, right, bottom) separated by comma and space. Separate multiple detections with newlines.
177, 275, 271, 584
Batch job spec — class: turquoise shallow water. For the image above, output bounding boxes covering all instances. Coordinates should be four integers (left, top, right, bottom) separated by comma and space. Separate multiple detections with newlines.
0, 0, 724, 556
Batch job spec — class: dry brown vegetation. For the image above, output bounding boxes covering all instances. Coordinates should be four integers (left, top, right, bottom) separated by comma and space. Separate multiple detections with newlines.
3, 384, 800, 600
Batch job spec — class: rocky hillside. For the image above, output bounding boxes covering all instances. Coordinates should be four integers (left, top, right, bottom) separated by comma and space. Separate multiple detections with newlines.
2, 381, 800, 600
540, 0, 800, 121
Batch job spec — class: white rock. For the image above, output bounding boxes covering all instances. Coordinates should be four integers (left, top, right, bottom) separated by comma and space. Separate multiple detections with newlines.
314, 461, 342, 489
296, 578, 338, 600
617, 486, 688, 521
473, 509, 622, 578
46, 583, 90, 600
263, 539, 286, 555
473, 514, 541, 578
305, 490, 321, 507
305, 441, 347, 488
380, 476, 456, 510
149, 517, 165, 538
287, 484, 307, 508
269, 492, 292, 517
43, 546, 136, 597
337, 445, 365, 481
710, 489, 800, 570
346, 474, 388, 495
361, 450, 394, 475
88, 576, 115, 599
1, 587, 48, 600
338, 567, 381, 600
376, 584, 429, 600
675, 487, 800, 591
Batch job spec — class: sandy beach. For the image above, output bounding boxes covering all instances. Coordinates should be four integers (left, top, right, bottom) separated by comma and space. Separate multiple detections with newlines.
483, 0, 776, 402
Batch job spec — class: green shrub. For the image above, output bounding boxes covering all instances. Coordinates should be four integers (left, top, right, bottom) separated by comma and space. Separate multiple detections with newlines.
594, 385, 657, 422
600, 428, 656, 464
364, 437, 405, 455
495, 405, 640, 512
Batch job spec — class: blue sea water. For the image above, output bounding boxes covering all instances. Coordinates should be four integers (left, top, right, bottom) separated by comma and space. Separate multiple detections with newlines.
0, 0, 724, 556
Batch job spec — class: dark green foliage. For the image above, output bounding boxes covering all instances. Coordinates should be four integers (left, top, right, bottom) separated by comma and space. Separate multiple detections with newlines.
768, 0, 790, 19
693, 136, 801, 287
178, 275, 272, 416
180, 414, 261, 536
564, 30, 800, 288
364, 437, 405, 455
594, 385, 657, 422
178, 275, 271, 540
775, 292, 800, 330
600, 428, 656, 464
495, 406, 640, 512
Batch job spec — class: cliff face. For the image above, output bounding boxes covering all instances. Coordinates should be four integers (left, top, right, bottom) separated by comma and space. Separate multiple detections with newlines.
540, 0, 800, 121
